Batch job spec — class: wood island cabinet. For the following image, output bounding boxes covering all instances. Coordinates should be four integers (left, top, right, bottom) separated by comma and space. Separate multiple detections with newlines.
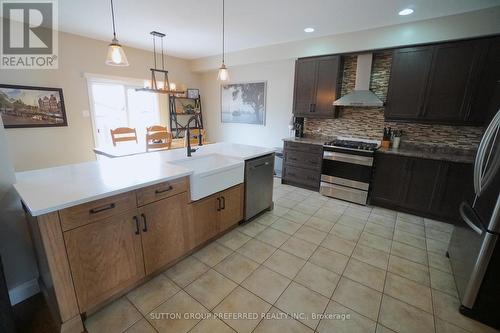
25, 176, 245, 333
64, 210, 145, 312
187, 184, 244, 249
139, 192, 189, 275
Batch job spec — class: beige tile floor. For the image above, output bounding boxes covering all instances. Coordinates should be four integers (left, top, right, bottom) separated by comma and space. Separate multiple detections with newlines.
84, 178, 500, 333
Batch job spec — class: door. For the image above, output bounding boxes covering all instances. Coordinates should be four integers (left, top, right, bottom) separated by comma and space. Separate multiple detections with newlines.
293, 58, 317, 116
313, 56, 341, 117
385, 46, 433, 120
370, 153, 408, 205
219, 184, 244, 232
139, 192, 188, 275
64, 210, 144, 311
403, 158, 441, 212
423, 40, 485, 123
186, 193, 220, 250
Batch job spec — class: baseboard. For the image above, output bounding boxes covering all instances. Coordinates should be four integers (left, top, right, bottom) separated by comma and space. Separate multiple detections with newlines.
8, 278, 40, 305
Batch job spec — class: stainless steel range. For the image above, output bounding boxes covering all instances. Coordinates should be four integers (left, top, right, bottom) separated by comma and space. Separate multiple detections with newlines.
320, 137, 379, 205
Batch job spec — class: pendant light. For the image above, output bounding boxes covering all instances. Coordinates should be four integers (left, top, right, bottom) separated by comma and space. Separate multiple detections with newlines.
105, 0, 129, 66
136, 31, 184, 95
217, 0, 229, 81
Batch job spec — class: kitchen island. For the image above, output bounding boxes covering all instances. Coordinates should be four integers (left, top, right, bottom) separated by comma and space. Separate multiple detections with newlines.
14, 142, 275, 333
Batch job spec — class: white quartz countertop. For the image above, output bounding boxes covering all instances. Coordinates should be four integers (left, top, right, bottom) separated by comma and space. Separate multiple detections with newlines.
14, 142, 276, 216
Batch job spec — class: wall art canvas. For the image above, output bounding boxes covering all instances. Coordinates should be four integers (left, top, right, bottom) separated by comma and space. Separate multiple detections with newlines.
0, 84, 67, 128
221, 81, 266, 125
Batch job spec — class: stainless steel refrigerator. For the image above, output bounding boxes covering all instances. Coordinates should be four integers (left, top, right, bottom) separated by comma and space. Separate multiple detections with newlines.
448, 109, 500, 329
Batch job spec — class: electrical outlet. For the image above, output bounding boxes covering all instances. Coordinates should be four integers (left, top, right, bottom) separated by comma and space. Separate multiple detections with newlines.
82, 110, 90, 117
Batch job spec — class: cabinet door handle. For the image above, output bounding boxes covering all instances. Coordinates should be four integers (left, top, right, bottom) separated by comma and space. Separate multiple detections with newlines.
133, 216, 140, 235
221, 196, 226, 210
141, 213, 148, 232
89, 203, 115, 214
216, 197, 221, 211
155, 185, 173, 194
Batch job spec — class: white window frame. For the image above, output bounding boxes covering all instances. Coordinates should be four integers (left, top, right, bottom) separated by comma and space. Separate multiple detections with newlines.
84, 73, 160, 147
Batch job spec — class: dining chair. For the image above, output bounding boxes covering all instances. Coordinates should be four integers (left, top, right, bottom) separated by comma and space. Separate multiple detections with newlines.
146, 125, 172, 152
110, 127, 138, 146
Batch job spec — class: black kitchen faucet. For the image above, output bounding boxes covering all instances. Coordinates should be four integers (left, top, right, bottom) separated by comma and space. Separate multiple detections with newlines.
186, 114, 203, 157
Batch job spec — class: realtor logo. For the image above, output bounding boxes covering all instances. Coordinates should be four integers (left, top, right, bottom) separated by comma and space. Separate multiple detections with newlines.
1, 0, 58, 69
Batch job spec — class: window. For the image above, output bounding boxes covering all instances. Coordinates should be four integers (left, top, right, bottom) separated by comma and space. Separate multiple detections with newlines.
88, 80, 160, 147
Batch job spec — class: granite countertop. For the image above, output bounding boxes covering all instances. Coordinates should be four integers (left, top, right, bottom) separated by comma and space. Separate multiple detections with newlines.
377, 142, 477, 163
283, 136, 476, 163
283, 137, 325, 146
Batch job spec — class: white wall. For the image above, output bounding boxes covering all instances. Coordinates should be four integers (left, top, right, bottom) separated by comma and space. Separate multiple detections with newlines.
200, 60, 295, 148
0, 29, 201, 171
192, 7, 500, 71
0, 117, 39, 305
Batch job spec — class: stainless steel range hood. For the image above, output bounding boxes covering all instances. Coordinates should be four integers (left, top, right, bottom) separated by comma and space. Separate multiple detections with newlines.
333, 53, 384, 107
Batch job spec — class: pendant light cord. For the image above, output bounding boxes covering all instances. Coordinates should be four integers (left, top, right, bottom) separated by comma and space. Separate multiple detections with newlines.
110, 0, 117, 38
222, 0, 225, 64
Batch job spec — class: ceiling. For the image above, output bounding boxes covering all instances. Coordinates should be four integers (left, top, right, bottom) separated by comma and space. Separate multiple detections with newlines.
51, 0, 500, 59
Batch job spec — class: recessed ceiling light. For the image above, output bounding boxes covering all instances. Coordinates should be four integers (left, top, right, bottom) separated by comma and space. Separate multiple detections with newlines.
304, 27, 315, 33
398, 8, 414, 16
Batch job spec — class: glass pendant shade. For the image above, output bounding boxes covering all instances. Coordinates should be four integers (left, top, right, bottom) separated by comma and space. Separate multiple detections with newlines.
106, 38, 129, 66
218, 63, 229, 81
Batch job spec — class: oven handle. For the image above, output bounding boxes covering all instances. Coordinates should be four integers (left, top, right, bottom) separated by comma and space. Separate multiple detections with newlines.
323, 151, 373, 166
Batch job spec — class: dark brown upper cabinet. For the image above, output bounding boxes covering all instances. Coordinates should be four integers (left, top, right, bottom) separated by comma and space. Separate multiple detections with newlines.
386, 38, 497, 125
293, 55, 342, 118
469, 37, 500, 124
385, 46, 433, 120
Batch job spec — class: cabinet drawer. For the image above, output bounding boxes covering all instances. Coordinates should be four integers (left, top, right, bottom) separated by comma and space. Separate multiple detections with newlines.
284, 150, 322, 170
136, 177, 189, 206
284, 141, 323, 154
283, 165, 320, 187
60, 191, 136, 231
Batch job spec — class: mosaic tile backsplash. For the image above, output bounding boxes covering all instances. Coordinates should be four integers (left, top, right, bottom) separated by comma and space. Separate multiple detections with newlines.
303, 52, 485, 150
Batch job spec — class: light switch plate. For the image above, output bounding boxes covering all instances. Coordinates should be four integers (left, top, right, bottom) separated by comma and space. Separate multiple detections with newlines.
82, 110, 90, 117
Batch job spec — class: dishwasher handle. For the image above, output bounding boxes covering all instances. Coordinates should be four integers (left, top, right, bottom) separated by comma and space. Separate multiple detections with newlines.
250, 161, 270, 169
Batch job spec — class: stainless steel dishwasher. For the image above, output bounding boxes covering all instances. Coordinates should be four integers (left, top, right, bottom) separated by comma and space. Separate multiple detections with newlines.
245, 153, 275, 220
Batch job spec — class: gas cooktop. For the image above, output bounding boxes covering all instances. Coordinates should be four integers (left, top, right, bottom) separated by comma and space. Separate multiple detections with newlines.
324, 138, 379, 152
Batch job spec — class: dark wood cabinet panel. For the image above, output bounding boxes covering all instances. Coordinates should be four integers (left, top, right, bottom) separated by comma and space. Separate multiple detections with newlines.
293, 58, 317, 117
423, 40, 486, 123
293, 56, 342, 118
370, 153, 409, 204
386, 37, 496, 125
469, 37, 500, 124
432, 162, 474, 221
314, 56, 342, 117
282, 141, 322, 190
403, 158, 441, 212
385, 46, 433, 120
370, 152, 475, 224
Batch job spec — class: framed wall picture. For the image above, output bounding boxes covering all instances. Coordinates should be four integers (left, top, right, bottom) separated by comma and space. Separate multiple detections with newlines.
186, 88, 199, 99
0, 84, 68, 128
221, 81, 266, 125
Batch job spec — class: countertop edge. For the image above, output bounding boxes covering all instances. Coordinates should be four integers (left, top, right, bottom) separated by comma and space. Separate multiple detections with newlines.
14, 143, 277, 217
376, 148, 475, 164
15, 170, 194, 217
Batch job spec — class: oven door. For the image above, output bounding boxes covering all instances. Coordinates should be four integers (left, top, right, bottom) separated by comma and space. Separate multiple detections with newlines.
322, 151, 373, 189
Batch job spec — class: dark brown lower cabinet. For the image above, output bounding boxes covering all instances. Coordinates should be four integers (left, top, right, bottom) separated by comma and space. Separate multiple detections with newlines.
370, 152, 474, 223
282, 141, 323, 190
